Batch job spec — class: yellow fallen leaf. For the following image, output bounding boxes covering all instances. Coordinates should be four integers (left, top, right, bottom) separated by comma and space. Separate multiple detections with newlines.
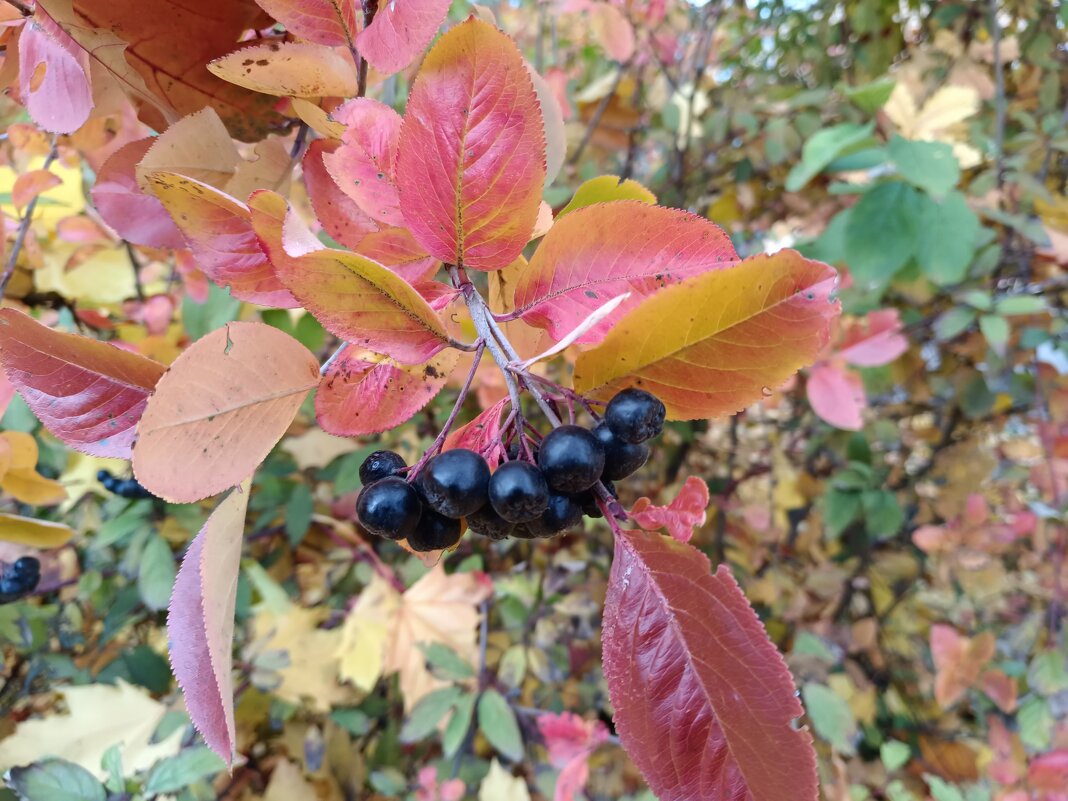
0, 680, 182, 779
883, 83, 982, 168
283, 427, 361, 471
250, 606, 350, 711
263, 759, 319, 801
336, 573, 398, 692
0, 513, 73, 547
1, 468, 66, 506
479, 759, 531, 801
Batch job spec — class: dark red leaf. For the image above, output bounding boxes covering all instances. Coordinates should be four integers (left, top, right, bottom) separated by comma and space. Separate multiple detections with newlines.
603, 530, 817, 801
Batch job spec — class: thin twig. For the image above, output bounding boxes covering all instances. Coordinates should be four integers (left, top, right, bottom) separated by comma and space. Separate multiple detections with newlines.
990, 0, 1006, 190
355, 0, 379, 98
319, 342, 349, 376
0, 136, 59, 298
568, 64, 628, 167
125, 242, 146, 303
4, 0, 32, 16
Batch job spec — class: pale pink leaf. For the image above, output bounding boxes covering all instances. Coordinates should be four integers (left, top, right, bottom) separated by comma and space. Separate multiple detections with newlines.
19, 16, 93, 134
396, 18, 546, 271
1029, 750, 1068, 793
168, 480, 250, 765
253, 0, 359, 46
442, 397, 509, 468
629, 476, 710, 543
589, 2, 635, 62
806, 363, 865, 431
837, 309, 908, 367
11, 169, 61, 209
303, 139, 379, 251
323, 98, 404, 227
603, 530, 818, 801
537, 711, 609, 769
355, 0, 452, 75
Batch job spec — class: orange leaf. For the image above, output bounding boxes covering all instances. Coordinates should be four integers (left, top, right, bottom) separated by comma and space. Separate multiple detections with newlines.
11, 169, 61, 209
573, 250, 840, 420
931, 625, 996, 709
132, 322, 319, 503
252, 0, 358, 47
396, 18, 546, 270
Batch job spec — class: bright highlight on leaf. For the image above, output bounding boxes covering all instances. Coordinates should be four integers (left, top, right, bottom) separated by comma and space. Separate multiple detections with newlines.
396, 18, 546, 270
603, 530, 818, 801
132, 322, 319, 503
574, 249, 840, 419
0, 309, 166, 459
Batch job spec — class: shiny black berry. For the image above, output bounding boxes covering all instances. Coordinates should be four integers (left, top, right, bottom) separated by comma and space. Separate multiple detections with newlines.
356, 477, 421, 540
97, 469, 112, 483
360, 450, 407, 485
115, 479, 153, 499
488, 461, 550, 523
538, 425, 605, 493
467, 504, 515, 540
0, 556, 40, 604
407, 507, 463, 552
605, 388, 666, 444
593, 423, 649, 480
11, 557, 39, 578
525, 492, 583, 537
576, 480, 617, 518
418, 449, 491, 518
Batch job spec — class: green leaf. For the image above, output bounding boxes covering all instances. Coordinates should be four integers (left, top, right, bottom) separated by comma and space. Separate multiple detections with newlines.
1018, 696, 1054, 750
844, 182, 922, 284
369, 768, 407, 795
843, 78, 896, 113
802, 683, 857, 754
100, 745, 124, 794
331, 707, 372, 736
915, 191, 980, 284
6, 759, 106, 801
959, 290, 992, 311
996, 295, 1047, 315
399, 686, 464, 743
498, 645, 527, 690
181, 282, 240, 341
862, 490, 904, 539
442, 692, 476, 758
824, 489, 862, 539
137, 534, 176, 612
285, 483, 314, 547
478, 689, 524, 762
144, 747, 226, 795
786, 122, 877, 191
887, 135, 960, 197
1028, 650, 1068, 695
880, 740, 911, 772
934, 307, 976, 341
979, 314, 1010, 354
420, 641, 476, 680
925, 776, 965, 801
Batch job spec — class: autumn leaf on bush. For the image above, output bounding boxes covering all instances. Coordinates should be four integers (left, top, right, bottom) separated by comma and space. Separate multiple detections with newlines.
574, 250, 840, 419
629, 476, 710, 543
0, 309, 166, 459
930, 625, 1016, 713
602, 529, 818, 801
18, 13, 92, 134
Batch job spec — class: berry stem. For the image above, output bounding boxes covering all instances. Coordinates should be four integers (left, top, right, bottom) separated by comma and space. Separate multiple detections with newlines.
319, 342, 349, 376
407, 340, 486, 478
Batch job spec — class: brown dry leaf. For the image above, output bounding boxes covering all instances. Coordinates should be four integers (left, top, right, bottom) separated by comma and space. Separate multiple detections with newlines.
226, 138, 294, 200
283, 427, 360, 471
136, 107, 241, 192
0, 680, 183, 778
263, 759, 320, 801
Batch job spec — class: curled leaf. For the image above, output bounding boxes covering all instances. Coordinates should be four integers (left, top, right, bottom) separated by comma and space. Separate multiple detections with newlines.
629, 476, 710, 543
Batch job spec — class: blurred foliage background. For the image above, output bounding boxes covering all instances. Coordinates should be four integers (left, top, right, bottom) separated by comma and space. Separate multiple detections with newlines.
1, 0, 1068, 800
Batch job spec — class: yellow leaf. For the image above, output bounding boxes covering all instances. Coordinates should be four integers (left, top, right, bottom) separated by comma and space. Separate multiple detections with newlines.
0, 512, 73, 547
479, 759, 531, 801
1, 468, 67, 505
263, 759, 319, 801
337, 573, 398, 692
1, 431, 39, 471
558, 175, 656, 218
0, 680, 182, 779
283, 427, 361, 471
250, 606, 350, 711
208, 42, 357, 99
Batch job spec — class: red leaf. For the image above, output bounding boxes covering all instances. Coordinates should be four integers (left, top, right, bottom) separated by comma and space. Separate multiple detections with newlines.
514, 203, 738, 345
396, 18, 546, 271
603, 530, 817, 801
253, 0, 358, 47
18, 16, 92, 135
537, 711, 609, 801
806, 362, 865, 431
90, 138, 187, 250
324, 97, 404, 227
168, 481, 250, 765
0, 309, 165, 459
316, 347, 459, 436
1029, 750, 1068, 792
303, 139, 378, 251
629, 476, 710, 543
836, 309, 907, 367
142, 172, 299, 308
442, 397, 509, 468
356, 0, 451, 75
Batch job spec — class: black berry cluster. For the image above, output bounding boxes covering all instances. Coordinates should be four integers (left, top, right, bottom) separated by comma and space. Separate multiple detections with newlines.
0, 556, 40, 604
98, 469, 153, 499
354, 388, 666, 549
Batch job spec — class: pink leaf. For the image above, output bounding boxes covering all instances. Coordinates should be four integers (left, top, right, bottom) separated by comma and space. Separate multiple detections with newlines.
323, 98, 404, 227
589, 2, 635, 62
537, 711, 609, 768
442, 397, 509, 468
90, 138, 187, 250
355, 0, 452, 75
603, 530, 817, 801
355, 227, 439, 285
19, 15, 93, 134
514, 203, 738, 344
1029, 750, 1068, 793
396, 18, 546, 271
837, 309, 907, 367
316, 347, 459, 436
253, 0, 359, 47
629, 476, 710, 543
0, 309, 165, 459
168, 481, 250, 765
303, 139, 379, 251
143, 172, 299, 308
806, 362, 865, 430
11, 169, 60, 209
